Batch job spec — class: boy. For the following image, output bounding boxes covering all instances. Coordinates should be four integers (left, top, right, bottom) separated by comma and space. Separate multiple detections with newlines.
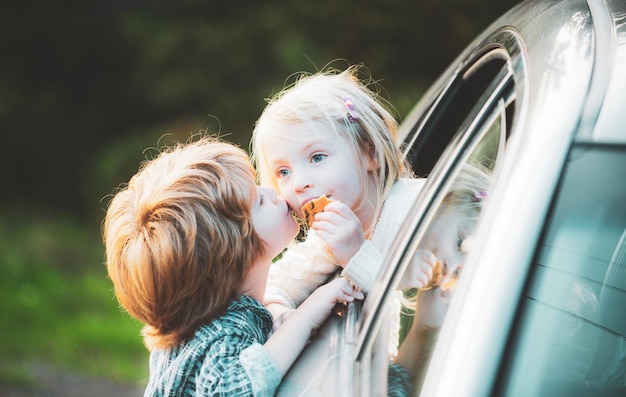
103, 136, 362, 396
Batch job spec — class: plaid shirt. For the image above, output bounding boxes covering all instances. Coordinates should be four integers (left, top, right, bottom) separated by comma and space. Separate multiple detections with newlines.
144, 295, 281, 397
387, 363, 412, 396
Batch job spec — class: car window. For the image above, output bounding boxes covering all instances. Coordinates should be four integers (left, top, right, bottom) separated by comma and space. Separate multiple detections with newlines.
400, 46, 516, 179
493, 145, 626, 396
355, 44, 520, 396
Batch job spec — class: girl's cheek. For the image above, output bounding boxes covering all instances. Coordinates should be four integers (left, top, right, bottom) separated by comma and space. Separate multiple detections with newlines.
276, 179, 291, 195
285, 199, 299, 213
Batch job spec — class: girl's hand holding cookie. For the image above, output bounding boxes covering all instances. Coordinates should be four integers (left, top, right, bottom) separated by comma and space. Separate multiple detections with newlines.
310, 200, 365, 268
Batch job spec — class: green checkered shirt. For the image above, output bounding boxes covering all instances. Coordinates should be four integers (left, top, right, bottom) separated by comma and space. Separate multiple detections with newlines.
144, 295, 280, 396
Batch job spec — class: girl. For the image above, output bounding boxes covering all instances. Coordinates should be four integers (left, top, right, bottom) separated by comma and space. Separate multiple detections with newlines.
251, 65, 433, 356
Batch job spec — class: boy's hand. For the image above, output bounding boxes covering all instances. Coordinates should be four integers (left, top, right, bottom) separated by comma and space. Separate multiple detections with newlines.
397, 249, 438, 290
310, 201, 365, 267
264, 278, 364, 376
297, 277, 364, 330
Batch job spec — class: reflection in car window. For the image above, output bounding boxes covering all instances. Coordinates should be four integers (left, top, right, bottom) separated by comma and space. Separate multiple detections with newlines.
495, 146, 626, 396
356, 48, 518, 396
395, 161, 493, 386
394, 97, 508, 395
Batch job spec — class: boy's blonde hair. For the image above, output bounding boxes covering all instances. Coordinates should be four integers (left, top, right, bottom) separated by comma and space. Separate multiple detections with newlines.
103, 137, 264, 350
251, 65, 411, 235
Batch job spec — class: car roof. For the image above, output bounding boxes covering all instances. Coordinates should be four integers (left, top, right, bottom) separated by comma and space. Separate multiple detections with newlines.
507, 0, 626, 145
409, 0, 626, 147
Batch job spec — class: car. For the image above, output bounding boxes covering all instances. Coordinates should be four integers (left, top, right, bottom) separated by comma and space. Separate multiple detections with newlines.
276, 0, 626, 395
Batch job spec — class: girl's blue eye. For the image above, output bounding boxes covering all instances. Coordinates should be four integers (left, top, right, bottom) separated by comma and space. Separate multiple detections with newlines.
311, 153, 326, 163
277, 169, 290, 178
457, 235, 464, 250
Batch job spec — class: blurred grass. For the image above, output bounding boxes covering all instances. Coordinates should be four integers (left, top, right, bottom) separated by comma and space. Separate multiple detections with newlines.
0, 210, 148, 387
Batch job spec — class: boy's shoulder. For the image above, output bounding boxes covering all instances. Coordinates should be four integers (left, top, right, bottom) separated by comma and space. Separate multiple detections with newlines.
195, 296, 272, 345
146, 296, 277, 396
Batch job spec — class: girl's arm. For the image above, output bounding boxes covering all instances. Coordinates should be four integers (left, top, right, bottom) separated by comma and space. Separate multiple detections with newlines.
341, 241, 383, 292
394, 287, 452, 386
263, 277, 364, 375
264, 231, 339, 309
342, 178, 429, 293
311, 201, 383, 292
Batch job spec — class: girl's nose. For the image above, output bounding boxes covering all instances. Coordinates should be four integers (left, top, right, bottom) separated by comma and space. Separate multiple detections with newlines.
293, 174, 312, 193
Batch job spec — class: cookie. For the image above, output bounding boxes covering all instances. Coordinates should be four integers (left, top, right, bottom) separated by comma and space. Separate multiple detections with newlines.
427, 260, 442, 289
301, 194, 332, 227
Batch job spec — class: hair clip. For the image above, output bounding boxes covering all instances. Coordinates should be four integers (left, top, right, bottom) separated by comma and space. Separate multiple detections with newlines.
472, 190, 488, 202
342, 96, 358, 123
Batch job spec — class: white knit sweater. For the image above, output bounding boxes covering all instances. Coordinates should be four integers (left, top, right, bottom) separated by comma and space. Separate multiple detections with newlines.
264, 178, 425, 357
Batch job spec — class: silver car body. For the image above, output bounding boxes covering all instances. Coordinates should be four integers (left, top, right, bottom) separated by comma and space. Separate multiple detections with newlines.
417, 0, 626, 395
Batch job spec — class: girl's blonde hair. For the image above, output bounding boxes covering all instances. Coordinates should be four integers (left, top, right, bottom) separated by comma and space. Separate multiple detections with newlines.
103, 137, 264, 350
251, 65, 411, 235
439, 162, 492, 222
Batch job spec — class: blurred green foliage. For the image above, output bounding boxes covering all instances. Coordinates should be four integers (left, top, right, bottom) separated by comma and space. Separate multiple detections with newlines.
1, 0, 520, 221
0, 210, 148, 385
0, 0, 521, 386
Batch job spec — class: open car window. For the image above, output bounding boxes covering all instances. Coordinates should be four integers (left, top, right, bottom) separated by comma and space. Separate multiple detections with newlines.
355, 41, 521, 396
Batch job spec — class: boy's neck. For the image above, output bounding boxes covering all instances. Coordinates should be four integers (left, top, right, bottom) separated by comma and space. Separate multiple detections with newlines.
239, 258, 270, 302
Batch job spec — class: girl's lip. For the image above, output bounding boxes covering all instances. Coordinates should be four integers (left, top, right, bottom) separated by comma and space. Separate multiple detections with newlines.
290, 195, 330, 214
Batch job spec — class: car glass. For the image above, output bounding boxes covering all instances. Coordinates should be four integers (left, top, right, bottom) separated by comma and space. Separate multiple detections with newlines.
355, 46, 519, 396
401, 54, 512, 179
494, 145, 626, 396
392, 96, 508, 395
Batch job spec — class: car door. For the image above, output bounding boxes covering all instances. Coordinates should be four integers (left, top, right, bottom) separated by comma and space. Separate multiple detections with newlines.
409, 0, 626, 396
